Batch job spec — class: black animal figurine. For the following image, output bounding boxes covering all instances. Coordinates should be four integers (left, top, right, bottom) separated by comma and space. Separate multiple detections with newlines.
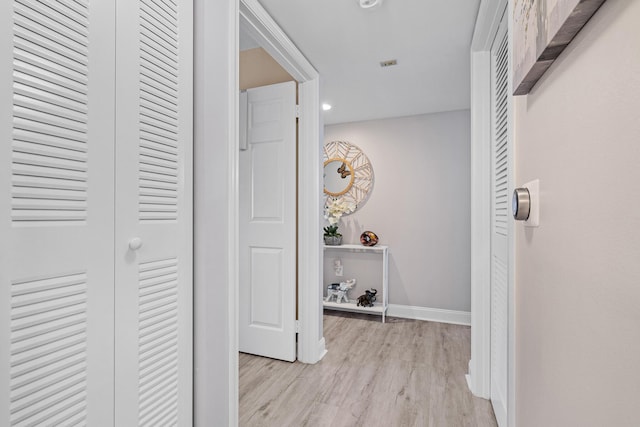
356, 288, 378, 307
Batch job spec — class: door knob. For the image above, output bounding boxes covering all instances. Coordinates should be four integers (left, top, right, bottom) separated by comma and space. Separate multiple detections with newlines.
128, 237, 143, 250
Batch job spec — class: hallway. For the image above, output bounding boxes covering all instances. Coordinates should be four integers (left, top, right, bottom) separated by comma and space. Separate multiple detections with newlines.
240, 312, 496, 426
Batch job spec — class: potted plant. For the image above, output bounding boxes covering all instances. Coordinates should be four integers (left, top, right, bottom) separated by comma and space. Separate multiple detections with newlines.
323, 224, 342, 246
324, 198, 355, 245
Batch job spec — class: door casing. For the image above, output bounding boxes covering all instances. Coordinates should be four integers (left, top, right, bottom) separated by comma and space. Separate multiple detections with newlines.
238, 0, 323, 364
193, 0, 322, 424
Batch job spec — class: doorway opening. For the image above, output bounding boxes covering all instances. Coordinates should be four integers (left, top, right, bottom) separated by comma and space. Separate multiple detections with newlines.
237, 0, 324, 365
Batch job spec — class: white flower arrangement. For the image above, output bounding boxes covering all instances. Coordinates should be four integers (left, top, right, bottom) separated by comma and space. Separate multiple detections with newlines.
324, 198, 355, 237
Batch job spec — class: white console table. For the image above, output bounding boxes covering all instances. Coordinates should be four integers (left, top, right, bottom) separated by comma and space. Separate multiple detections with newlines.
323, 244, 389, 322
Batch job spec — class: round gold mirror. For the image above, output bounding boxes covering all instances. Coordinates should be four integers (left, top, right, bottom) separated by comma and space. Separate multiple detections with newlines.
323, 141, 374, 212
323, 158, 355, 196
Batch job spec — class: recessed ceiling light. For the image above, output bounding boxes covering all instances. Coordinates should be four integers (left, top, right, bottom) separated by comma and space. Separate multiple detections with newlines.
322, 103, 332, 111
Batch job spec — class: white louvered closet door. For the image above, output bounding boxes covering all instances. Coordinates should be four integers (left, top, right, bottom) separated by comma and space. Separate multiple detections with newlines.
490, 14, 509, 427
0, 1, 116, 425
113, 0, 193, 425
1, 0, 192, 425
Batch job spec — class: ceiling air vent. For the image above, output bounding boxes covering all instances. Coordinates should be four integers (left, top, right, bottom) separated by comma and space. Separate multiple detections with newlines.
379, 59, 397, 68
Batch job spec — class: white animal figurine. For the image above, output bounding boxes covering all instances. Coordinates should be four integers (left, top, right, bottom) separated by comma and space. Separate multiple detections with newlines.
325, 278, 357, 303
335, 279, 356, 304
325, 288, 338, 302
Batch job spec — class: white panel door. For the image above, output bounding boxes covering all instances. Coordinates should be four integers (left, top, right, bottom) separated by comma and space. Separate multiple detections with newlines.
0, 1, 116, 425
113, 0, 193, 425
239, 81, 297, 362
490, 15, 509, 427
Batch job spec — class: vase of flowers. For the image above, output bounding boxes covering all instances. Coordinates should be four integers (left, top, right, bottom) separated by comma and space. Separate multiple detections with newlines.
323, 198, 355, 245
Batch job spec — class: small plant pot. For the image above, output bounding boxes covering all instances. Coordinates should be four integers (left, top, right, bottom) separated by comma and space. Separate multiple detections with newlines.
324, 235, 342, 246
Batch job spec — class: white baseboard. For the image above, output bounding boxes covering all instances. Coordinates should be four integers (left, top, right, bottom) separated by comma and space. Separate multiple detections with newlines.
387, 304, 471, 326
317, 337, 327, 362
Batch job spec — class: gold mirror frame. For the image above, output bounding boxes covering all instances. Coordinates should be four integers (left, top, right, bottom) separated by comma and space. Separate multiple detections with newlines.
323, 141, 374, 212
323, 158, 355, 197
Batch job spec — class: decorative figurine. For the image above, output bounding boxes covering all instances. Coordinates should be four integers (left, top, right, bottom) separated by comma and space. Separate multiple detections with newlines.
360, 231, 379, 246
325, 283, 339, 302
356, 288, 378, 307
325, 279, 356, 303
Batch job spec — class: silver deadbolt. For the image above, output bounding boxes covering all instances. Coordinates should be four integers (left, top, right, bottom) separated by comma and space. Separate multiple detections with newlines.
512, 188, 531, 221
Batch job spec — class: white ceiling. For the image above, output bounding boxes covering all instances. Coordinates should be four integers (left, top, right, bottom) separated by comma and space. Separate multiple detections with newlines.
246, 0, 480, 125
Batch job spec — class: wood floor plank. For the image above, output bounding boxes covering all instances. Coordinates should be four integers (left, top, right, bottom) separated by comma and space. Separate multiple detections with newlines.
239, 311, 497, 426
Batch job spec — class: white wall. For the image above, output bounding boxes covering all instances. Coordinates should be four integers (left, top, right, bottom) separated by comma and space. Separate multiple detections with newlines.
324, 110, 471, 311
513, 0, 640, 425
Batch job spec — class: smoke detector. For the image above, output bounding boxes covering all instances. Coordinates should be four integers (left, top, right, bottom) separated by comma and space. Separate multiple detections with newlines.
358, 0, 382, 9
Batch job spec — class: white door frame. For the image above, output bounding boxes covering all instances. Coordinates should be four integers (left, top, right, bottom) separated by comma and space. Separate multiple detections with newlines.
239, 0, 324, 365
469, 0, 516, 425
194, 0, 322, 424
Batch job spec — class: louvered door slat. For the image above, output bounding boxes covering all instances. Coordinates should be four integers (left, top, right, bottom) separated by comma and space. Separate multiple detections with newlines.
493, 30, 509, 237
13, 6, 88, 51
141, 73, 178, 99
140, 90, 179, 117
141, 46, 178, 76
9, 273, 89, 425
154, 0, 178, 14
140, 5, 177, 37
14, 50, 88, 88
15, 0, 89, 33
140, 42, 178, 74
13, 141, 86, 163
138, 0, 180, 224
139, 152, 178, 170
13, 66, 87, 103
13, 32, 88, 71
51, 0, 90, 20
11, 0, 93, 227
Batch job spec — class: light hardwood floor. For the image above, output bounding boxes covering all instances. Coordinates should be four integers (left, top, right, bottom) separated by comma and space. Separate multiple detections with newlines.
239, 311, 497, 427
